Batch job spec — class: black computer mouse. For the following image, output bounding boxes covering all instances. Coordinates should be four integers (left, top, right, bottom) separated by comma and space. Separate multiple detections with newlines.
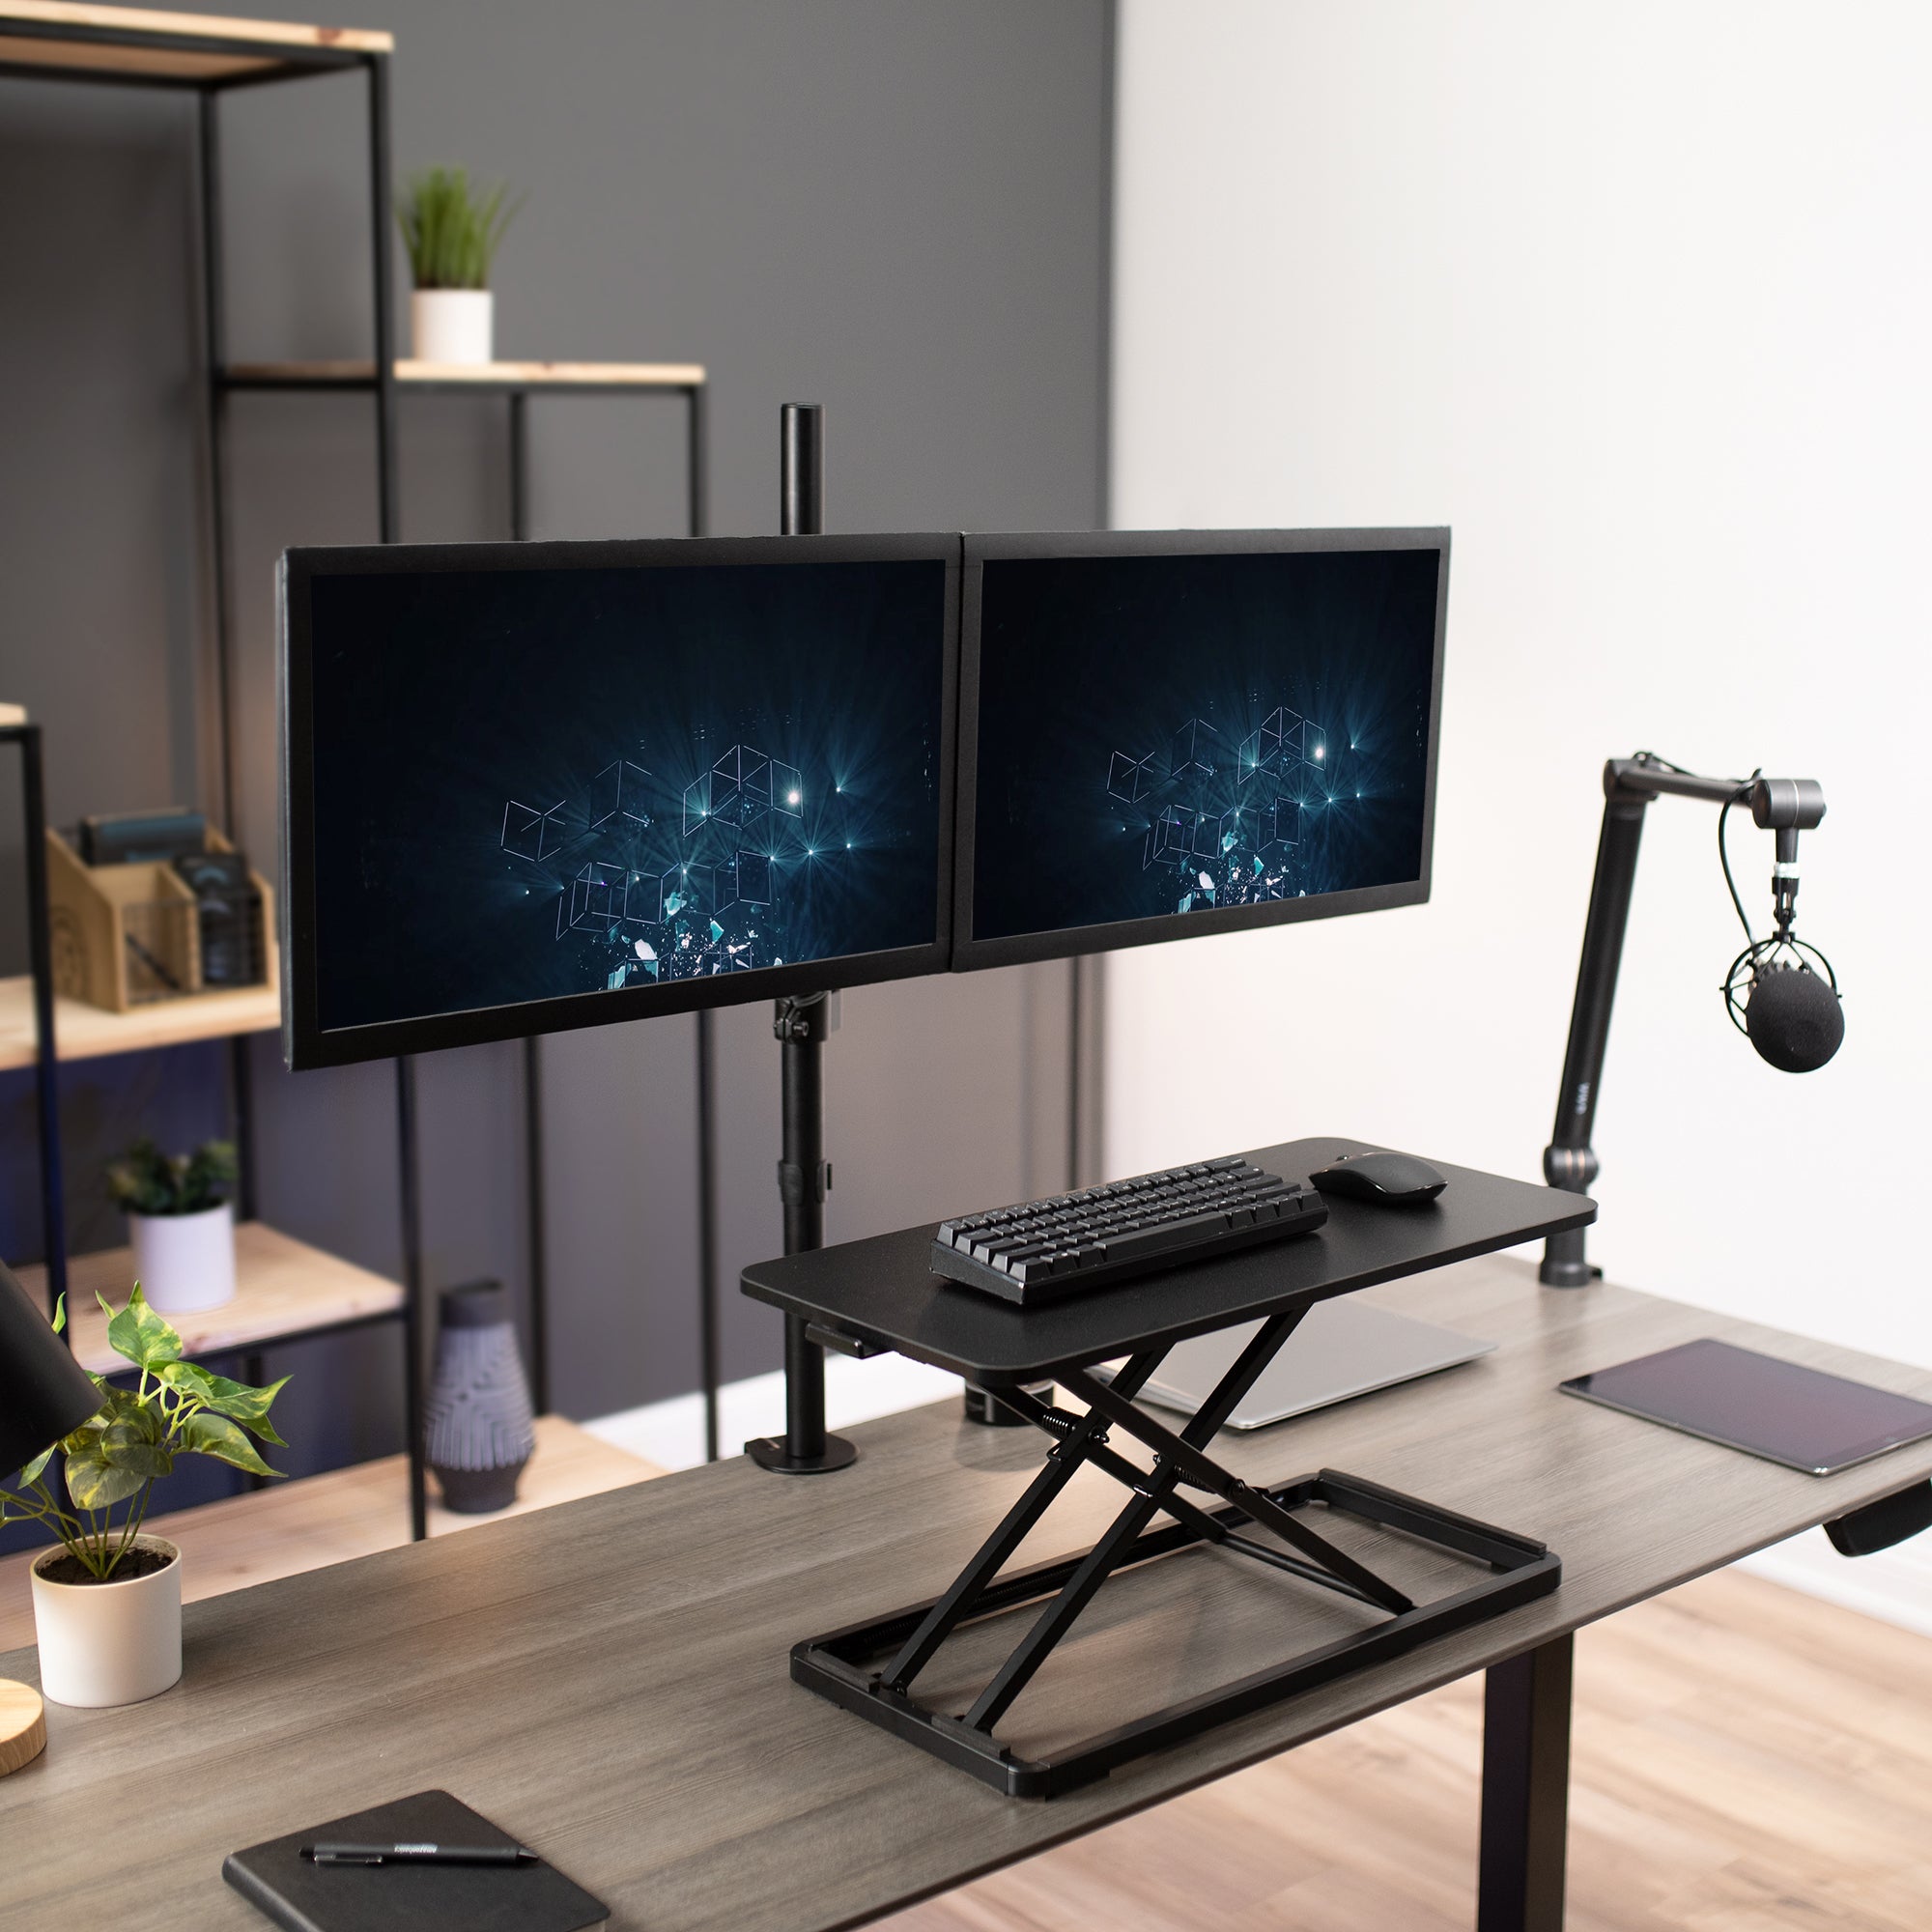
1308, 1150, 1446, 1205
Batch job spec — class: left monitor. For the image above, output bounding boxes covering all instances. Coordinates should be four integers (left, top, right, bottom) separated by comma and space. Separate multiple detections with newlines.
280, 533, 959, 1069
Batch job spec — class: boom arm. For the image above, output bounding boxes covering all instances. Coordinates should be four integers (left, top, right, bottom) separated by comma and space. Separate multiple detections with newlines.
1539, 754, 1826, 1287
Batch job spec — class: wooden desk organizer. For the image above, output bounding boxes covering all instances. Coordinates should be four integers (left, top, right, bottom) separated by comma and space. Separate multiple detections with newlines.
45, 829, 276, 1012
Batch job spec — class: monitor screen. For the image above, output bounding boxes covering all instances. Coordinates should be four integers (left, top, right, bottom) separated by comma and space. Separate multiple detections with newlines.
952, 530, 1446, 969
281, 534, 958, 1067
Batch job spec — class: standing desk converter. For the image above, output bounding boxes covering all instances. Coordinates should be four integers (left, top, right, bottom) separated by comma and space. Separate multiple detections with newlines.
742, 1136, 1597, 1798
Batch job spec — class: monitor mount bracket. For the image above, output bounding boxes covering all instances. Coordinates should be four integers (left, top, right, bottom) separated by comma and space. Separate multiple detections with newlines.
1541, 753, 1827, 1287
748, 405, 860, 1472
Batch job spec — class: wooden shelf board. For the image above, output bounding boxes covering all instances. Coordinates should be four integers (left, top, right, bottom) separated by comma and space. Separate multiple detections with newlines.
0, 32, 273, 74
0, 1415, 663, 1652
225, 356, 707, 388
0, 2, 390, 81
15, 1221, 403, 1376
0, 973, 279, 1071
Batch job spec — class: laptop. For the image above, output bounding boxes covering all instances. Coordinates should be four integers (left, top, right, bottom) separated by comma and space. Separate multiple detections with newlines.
1094, 1298, 1494, 1429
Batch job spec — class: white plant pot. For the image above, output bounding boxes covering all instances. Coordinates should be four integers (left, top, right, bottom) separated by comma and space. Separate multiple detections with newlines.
31, 1535, 182, 1708
411, 288, 494, 365
128, 1202, 236, 1314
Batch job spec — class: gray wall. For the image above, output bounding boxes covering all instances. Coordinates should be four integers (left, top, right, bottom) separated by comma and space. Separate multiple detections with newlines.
0, 2, 1113, 1492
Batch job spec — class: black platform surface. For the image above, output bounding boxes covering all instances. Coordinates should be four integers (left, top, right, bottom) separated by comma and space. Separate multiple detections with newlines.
741, 1136, 1596, 1385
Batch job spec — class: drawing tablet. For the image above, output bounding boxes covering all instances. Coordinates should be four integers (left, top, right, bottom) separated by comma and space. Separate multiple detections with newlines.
1561, 1338, 1932, 1476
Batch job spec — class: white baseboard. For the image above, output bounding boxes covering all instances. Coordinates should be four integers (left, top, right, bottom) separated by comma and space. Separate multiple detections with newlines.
1738, 1526, 1932, 1638
583, 1352, 965, 1472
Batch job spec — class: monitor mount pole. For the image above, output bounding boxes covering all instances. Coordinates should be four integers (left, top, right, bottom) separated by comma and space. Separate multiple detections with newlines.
749, 405, 858, 1473
1540, 754, 1825, 1287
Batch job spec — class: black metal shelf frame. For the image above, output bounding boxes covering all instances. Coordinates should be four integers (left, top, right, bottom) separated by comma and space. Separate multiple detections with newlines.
0, 17, 440, 1535
4, 10, 714, 1541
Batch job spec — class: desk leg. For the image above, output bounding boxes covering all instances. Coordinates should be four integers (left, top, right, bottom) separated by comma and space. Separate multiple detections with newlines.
1478, 1633, 1572, 1932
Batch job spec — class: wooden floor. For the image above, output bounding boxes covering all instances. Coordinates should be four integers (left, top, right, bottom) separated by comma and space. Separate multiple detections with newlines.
882, 1569, 1932, 1932
0, 1414, 660, 1653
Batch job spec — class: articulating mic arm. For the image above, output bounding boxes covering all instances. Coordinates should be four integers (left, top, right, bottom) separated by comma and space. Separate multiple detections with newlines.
1539, 754, 1827, 1288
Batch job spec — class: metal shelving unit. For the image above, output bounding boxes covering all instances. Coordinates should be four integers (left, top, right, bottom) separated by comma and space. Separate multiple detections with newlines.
2, 2, 714, 1543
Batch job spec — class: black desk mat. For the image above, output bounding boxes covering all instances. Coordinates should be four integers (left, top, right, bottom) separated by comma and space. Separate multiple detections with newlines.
741, 1136, 1596, 1384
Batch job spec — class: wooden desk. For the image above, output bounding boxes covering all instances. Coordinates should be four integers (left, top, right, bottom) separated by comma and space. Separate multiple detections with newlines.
5, 1255, 1930, 1931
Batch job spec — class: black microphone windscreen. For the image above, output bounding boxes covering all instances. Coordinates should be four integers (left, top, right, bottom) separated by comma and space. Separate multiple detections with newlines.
1746, 963, 1844, 1072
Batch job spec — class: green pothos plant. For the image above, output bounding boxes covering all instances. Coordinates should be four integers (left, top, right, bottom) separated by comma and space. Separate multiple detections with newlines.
0, 1287, 289, 1581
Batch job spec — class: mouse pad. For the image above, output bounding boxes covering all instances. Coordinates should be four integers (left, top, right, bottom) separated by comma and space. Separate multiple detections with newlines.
223, 1788, 608, 1932
1561, 1338, 1932, 1476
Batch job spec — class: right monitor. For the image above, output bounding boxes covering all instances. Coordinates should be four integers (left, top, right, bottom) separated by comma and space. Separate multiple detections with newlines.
953, 528, 1448, 969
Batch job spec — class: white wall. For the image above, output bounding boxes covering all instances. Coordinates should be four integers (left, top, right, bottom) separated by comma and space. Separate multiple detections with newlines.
1109, 3, 1932, 1378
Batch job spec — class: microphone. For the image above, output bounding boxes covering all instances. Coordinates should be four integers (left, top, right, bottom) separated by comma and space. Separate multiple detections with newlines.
1725, 778, 1842, 1072
1743, 959, 1843, 1072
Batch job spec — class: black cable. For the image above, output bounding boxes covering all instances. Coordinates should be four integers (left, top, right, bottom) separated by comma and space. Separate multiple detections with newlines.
1717, 770, 1761, 946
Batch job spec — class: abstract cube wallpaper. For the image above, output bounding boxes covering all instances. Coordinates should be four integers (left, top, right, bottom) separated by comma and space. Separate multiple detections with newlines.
306, 557, 949, 1033
970, 548, 1438, 941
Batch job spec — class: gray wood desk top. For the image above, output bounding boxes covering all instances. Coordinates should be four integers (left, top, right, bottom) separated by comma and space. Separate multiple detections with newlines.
6, 1256, 1931, 1932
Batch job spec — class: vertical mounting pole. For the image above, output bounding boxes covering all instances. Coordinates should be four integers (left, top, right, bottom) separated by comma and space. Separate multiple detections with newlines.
695, 1009, 721, 1463
748, 404, 857, 1475
685, 383, 708, 539
508, 390, 528, 539
1066, 960, 1083, 1190
686, 379, 721, 1460
779, 399, 822, 537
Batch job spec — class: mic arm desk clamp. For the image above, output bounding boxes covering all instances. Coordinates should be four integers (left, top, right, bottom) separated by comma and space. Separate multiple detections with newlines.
1541, 753, 1826, 1288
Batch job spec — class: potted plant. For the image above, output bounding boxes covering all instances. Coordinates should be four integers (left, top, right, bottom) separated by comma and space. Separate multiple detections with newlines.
396, 164, 520, 365
105, 1137, 239, 1315
0, 1288, 288, 1707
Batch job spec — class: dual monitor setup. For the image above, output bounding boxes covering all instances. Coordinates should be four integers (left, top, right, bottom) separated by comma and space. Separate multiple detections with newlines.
278, 526, 1447, 1068
277, 520, 1917, 1492
270, 508, 1932, 1803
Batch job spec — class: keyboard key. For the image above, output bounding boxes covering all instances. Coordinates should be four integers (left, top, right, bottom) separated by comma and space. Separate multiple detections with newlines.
1096, 1208, 1236, 1265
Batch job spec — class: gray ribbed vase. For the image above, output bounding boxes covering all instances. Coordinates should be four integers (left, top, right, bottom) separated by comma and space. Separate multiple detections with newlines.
424, 1281, 536, 1514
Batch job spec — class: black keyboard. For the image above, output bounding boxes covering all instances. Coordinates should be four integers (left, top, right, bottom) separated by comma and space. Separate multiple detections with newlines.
930, 1156, 1327, 1306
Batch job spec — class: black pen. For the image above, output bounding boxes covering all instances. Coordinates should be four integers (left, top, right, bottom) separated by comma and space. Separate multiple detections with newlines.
300, 1841, 539, 1867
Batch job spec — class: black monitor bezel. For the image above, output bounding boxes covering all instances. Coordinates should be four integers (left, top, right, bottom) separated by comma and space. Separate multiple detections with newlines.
950, 526, 1449, 973
280, 531, 962, 1070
